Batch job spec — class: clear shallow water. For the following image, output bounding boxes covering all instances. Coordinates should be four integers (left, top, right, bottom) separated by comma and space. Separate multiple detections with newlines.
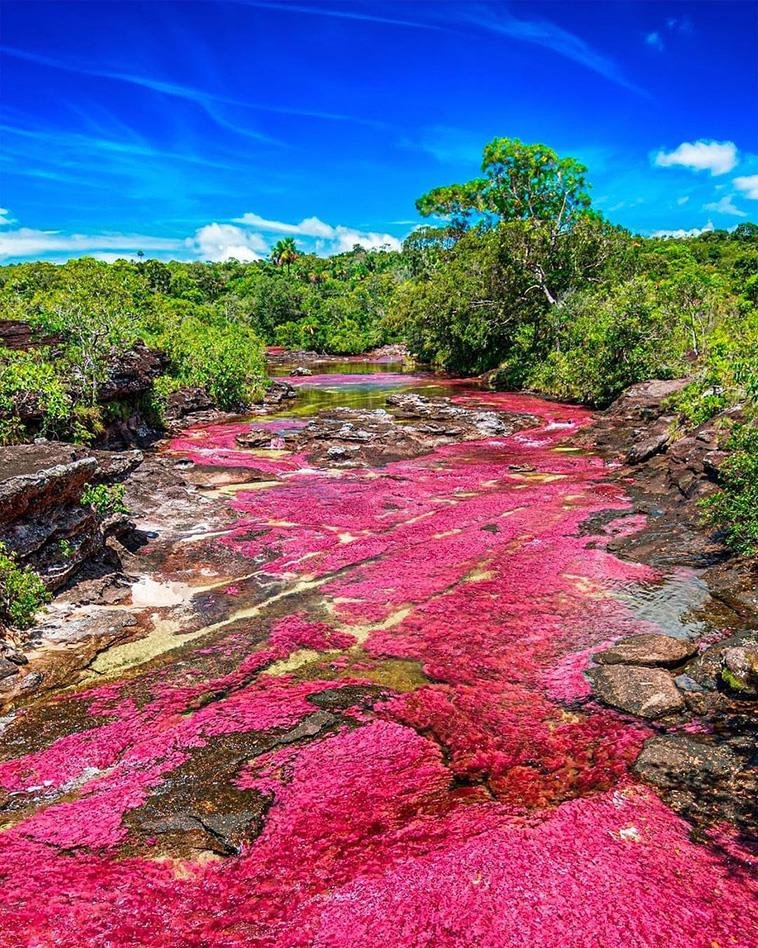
0, 363, 752, 946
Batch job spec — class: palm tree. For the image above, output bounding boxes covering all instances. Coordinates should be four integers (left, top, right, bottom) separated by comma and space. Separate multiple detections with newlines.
270, 238, 299, 273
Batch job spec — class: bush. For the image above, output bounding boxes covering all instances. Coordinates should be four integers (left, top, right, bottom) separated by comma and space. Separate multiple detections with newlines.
0, 543, 50, 629
700, 425, 758, 556
80, 483, 129, 517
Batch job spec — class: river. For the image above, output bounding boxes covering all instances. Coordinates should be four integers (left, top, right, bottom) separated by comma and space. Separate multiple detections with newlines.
0, 364, 752, 946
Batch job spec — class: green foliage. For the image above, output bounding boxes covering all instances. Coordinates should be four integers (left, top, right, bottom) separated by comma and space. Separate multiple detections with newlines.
80, 483, 129, 517
700, 425, 758, 556
58, 539, 74, 560
0, 542, 50, 629
157, 309, 266, 409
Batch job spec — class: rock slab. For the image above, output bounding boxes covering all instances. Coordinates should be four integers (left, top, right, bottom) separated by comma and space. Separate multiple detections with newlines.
593, 633, 697, 668
587, 664, 685, 718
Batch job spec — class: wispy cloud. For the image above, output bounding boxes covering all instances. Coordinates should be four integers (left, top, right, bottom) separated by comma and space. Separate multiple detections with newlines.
704, 194, 746, 217
0, 227, 184, 261
645, 32, 664, 52
654, 140, 738, 176
239, 1, 443, 31
458, 5, 648, 96
0, 44, 383, 131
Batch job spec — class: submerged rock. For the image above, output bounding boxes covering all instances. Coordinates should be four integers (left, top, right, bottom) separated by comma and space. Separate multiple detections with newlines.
593, 633, 697, 668
587, 664, 685, 718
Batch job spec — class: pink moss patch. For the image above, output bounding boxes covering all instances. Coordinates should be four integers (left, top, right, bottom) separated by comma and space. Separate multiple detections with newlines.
0, 381, 753, 946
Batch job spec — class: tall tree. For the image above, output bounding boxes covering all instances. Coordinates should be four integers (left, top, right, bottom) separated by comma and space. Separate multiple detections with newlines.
416, 138, 592, 304
270, 238, 299, 273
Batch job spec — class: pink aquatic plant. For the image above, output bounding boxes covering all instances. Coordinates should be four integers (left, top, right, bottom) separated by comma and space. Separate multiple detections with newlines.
0, 379, 753, 946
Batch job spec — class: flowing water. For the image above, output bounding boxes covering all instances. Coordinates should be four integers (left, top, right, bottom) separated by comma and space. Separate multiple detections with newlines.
0, 365, 753, 946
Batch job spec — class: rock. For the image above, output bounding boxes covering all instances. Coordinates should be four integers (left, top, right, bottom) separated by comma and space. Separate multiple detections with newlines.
0, 319, 60, 351
587, 664, 685, 718
97, 342, 167, 402
635, 735, 738, 785
593, 633, 697, 668
164, 387, 215, 421
673, 673, 705, 692
235, 428, 272, 449
0, 442, 143, 596
289, 396, 537, 468
0, 447, 98, 526
289, 366, 312, 377
720, 646, 757, 697
262, 380, 297, 407
683, 630, 758, 692
0, 659, 20, 681
626, 430, 670, 465
634, 735, 754, 831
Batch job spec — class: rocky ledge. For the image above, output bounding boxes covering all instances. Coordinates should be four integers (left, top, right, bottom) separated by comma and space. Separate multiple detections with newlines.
580, 379, 757, 836
234, 392, 537, 466
0, 441, 144, 680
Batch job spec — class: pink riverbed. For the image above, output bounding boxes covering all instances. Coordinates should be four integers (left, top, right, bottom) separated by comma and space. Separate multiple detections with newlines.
0, 380, 754, 946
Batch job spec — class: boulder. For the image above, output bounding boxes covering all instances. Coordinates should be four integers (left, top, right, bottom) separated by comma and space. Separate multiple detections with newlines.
235, 428, 272, 449
626, 430, 671, 465
97, 342, 168, 402
719, 646, 757, 697
164, 387, 215, 421
289, 366, 312, 377
593, 633, 697, 668
587, 664, 685, 718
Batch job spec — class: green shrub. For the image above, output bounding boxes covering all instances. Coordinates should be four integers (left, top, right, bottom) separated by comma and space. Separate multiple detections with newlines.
80, 483, 129, 517
0, 543, 50, 629
700, 425, 758, 556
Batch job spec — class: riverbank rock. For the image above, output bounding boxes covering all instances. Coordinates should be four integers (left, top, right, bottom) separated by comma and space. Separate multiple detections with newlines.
587, 664, 685, 718
0, 442, 141, 592
593, 633, 697, 668
164, 387, 216, 422
720, 645, 758, 696
633, 734, 754, 831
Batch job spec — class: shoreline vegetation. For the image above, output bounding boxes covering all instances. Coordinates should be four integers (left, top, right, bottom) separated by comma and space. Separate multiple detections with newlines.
0, 139, 756, 631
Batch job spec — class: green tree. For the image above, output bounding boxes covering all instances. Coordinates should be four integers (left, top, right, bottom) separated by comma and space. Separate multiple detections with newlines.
416, 138, 591, 304
271, 238, 299, 273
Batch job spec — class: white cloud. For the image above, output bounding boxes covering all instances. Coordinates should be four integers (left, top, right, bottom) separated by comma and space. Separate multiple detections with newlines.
0, 211, 403, 263
0, 227, 183, 260
734, 173, 758, 200
189, 223, 268, 262
232, 211, 402, 253
703, 195, 747, 217
654, 140, 738, 176
0, 208, 15, 226
676, 195, 690, 205
233, 212, 335, 238
645, 32, 664, 51
651, 221, 714, 239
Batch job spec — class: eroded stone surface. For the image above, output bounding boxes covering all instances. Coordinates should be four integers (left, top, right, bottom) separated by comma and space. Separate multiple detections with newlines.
587, 665, 685, 718
594, 633, 697, 667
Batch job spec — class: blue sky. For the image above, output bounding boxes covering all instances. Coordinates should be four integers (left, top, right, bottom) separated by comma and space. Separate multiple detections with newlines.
1, 0, 756, 262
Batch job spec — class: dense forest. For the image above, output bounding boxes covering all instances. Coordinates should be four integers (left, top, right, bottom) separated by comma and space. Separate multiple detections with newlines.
1, 139, 756, 551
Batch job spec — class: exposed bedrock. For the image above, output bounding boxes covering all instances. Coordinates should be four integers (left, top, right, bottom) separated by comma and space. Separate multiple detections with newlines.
248, 393, 540, 466
0, 442, 141, 593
